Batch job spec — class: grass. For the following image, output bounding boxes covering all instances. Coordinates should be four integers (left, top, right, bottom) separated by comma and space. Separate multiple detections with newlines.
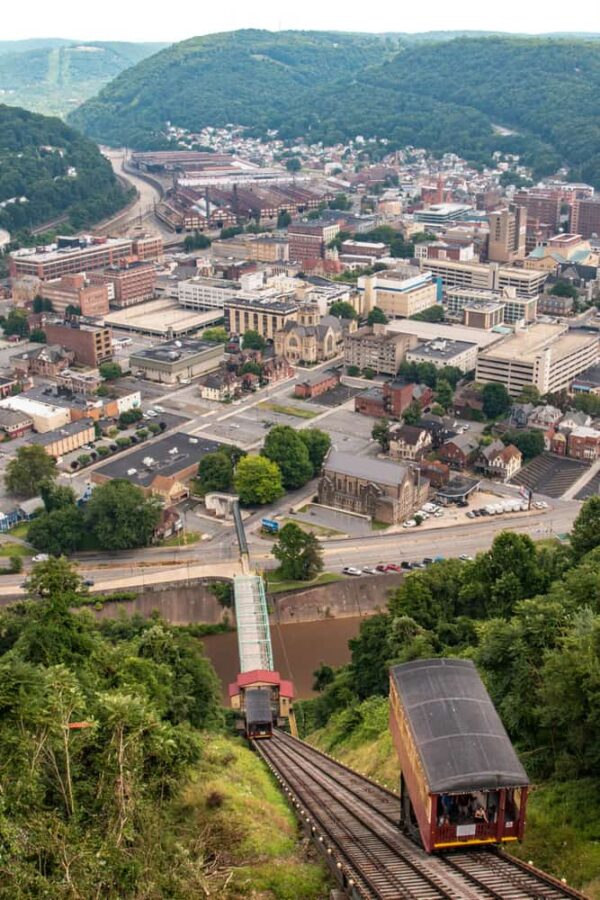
8, 523, 30, 539
266, 571, 344, 594
0, 541, 32, 558
159, 532, 202, 547
258, 401, 318, 419
371, 520, 390, 531
171, 735, 330, 897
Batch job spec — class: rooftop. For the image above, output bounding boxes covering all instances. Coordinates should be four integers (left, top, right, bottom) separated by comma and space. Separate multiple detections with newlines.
93, 432, 223, 487
323, 449, 409, 486
479, 323, 598, 363
29, 418, 95, 446
408, 337, 477, 361
130, 337, 219, 364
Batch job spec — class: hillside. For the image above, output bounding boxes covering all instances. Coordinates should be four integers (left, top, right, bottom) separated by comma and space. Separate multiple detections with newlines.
71, 31, 600, 186
0, 105, 130, 239
67, 29, 391, 148
0, 40, 167, 118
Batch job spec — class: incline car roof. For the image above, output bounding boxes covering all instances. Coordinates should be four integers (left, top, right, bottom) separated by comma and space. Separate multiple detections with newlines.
390, 658, 529, 793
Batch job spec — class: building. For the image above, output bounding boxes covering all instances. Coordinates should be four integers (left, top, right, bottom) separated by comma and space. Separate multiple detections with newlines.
0, 375, 21, 398
89, 261, 156, 308
439, 433, 479, 470
566, 426, 600, 460
21, 383, 141, 424
44, 321, 113, 368
288, 221, 339, 263
389, 425, 432, 460
463, 301, 505, 330
513, 190, 561, 232
40, 273, 110, 316
406, 337, 478, 373
129, 338, 224, 384
487, 204, 526, 263
524, 233, 597, 273
294, 369, 340, 399
0, 395, 70, 433
538, 294, 574, 316
10, 236, 136, 280
340, 240, 390, 259
357, 267, 438, 319
318, 449, 429, 525
92, 432, 224, 502
444, 286, 537, 325
475, 441, 522, 481
178, 276, 244, 311
413, 203, 473, 226
571, 198, 600, 240
571, 364, 600, 395
421, 258, 547, 298
28, 418, 96, 457
11, 344, 75, 379
224, 295, 299, 340
344, 325, 417, 376
476, 323, 599, 395
251, 236, 290, 263
0, 407, 33, 438
274, 306, 353, 364
199, 371, 241, 402
354, 379, 420, 419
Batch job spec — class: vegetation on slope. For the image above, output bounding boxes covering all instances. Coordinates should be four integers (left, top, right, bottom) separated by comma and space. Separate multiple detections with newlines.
0, 558, 327, 898
298, 497, 600, 895
0, 40, 167, 118
71, 31, 600, 186
0, 105, 131, 239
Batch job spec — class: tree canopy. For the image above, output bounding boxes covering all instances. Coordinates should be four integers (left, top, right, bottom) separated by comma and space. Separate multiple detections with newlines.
85, 479, 161, 550
5, 445, 57, 498
482, 382, 511, 419
234, 455, 284, 505
262, 425, 314, 489
273, 522, 324, 581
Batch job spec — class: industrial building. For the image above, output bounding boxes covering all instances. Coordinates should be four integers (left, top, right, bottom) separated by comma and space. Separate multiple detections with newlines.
129, 337, 224, 384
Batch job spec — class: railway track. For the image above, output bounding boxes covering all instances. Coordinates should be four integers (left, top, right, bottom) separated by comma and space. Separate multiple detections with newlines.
254, 731, 587, 900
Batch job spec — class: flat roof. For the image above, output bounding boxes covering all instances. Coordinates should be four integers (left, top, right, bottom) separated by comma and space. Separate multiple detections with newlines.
105, 299, 221, 336
29, 418, 94, 445
93, 432, 223, 487
408, 337, 477, 361
130, 337, 219, 364
10, 236, 131, 263
391, 659, 529, 793
387, 320, 503, 349
478, 323, 597, 363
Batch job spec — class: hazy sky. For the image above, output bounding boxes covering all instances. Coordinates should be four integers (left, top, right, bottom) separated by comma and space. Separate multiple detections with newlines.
4, 0, 600, 43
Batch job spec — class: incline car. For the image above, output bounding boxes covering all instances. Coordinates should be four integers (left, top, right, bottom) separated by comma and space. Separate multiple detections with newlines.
389, 658, 529, 853
244, 687, 273, 740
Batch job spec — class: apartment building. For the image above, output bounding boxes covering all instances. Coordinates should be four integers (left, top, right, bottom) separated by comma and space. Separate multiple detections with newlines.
570, 198, 600, 240
445, 286, 537, 324
41, 273, 110, 316
90, 261, 156, 308
224, 295, 299, 340
344, 324, 417, 375
476, 323, 599, 395
288, 221, 339, 263
358, 267, 438, 319
487, 204, 526, 263
422, 258, 546, 298
44, 321, 113, 367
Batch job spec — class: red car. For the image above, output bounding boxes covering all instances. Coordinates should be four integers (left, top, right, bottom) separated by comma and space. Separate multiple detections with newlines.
377, 563, 402, 573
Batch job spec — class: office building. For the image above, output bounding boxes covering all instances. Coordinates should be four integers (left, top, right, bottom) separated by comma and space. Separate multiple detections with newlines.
445, 286, 537, 325
413, 203, 472, 226
476, 323, 599, 395
44, 321, 113, 368
224, 295, 299, 340
357, 267, 438, 319
129, 338, 224, 384
40, 273, 109, 317
463, 301, 505, 330
178, 276, 243, 311
343, 324, 417, 375
421, 258, 546, 298
487, 204, 526, 263
571, 198, 600, 240
10, 236, 135, 280
406, 337, 478, 373
513, 190, 562, 232
89, 261, 156, 308
288, 221, 339, 263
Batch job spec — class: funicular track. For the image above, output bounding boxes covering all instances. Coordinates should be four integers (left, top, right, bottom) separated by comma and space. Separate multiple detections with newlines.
254, 731, 587, 900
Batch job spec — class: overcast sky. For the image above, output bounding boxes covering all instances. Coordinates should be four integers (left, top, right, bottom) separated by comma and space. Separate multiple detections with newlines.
3, 0, 600, 43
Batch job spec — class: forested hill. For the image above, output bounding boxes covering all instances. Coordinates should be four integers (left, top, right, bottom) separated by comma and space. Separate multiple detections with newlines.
0, 40, 167, 118
0, 106, 130, 239
70, 32, 600, 186
67, 30, 392, 148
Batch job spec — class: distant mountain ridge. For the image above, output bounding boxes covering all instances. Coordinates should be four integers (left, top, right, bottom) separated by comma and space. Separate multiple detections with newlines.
0, 40, 167, 118
69, 30, 600, 187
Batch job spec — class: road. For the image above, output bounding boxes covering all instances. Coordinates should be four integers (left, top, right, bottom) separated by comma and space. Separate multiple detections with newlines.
99, 147, 173, 238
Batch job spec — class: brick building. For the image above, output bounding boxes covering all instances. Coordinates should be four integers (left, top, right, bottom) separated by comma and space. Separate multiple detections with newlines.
571, 198, 600, 240
44, 321, 113, 368
89, 261, 156, 308
288, 221, 339, 263
439, 433, 479, 470
344, 325, 417, 376
294, 369, 340, 399
11, 344, 75, 379
40, 273, 109, 317
354, 379, 415, 418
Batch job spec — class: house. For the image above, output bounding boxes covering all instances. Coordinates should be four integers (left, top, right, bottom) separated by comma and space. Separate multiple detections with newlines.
558, 410, 592, 432
153, 507, 183, 541
419, 416, 457, 449
439, 432, 479, 469
11, 344, 75, 379
475, 441, 522, 481
295, 369, 340, 399
318, 449, 429, 525
415, 459, 450, 488
0, 407, 33, 438
389, 425, 432, 460
509, 403, 535, 429
527, 405, 563, 430
199, 372, 241, 402
262, 356, 295, 384
567, 426, 600, 461
453, 384, 485, 418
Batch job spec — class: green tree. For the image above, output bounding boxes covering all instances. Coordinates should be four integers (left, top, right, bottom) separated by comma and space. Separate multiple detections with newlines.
403, 400, 422, 426
118, 408, 143, 427
40, 481, 77, 512
241, 329, 266, 351
27, 505, 85, 556
285, 157, 301, 173
347, 365, 360, 376
518, 384, 541, 404
273, 522, 324, 581
262, 425, 314, 489
2, 308, 29, 338
299, 428, 331, 472
571, 497, 600, 561
410, 304, 444, 322
202, 327, 228, 343
482, 382, 511, 419
366, 306, 388, 325
197, 452, 233, 494
372, 417, 391, 452
550, 280, 578, 299
85, 479, 161, 550
277, 210, 291, 228
234, 455, 284, 505
312, 663, 335, 692
503, 429, 545, 460
29, 328, 46, 343
5, 445, 57, 498
99, 361, 122, 381
329, 301, 358, 320
435, 377, 454, 411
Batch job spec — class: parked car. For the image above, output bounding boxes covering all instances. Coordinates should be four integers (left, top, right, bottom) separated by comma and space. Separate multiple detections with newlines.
466, 511, 476, 519
362, 566, 378, 575
83, 578, 95, 587
401, 561, 412, 569
32, 553, 49, 563
343, 566, 362, 576
422, 557, 434, 566
403, 519, 417, 528
383, 563, 403, 572
459, 554, 474, 562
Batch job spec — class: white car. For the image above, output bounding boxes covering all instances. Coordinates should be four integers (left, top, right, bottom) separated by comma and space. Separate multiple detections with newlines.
434, 510, 444, 517
403, 519, 417, 528
32, 553, 49, 563
146, 409, 158, 418
459, 554, 474, 561
153, 405, 165, 413
343, 566, 362, 576
362, 566, 378, 575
